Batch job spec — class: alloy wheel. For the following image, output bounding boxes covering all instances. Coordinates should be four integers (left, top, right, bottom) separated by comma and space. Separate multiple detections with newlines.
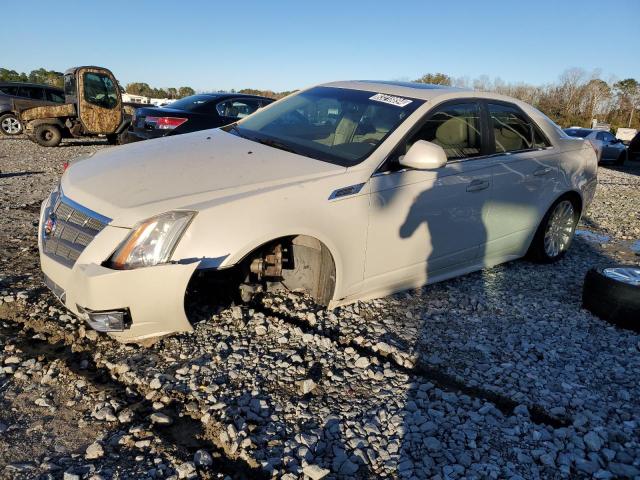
1, 116, 22, 135
544, 200, 575, 258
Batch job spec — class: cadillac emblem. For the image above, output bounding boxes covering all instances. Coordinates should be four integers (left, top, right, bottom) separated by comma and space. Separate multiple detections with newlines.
44, 213, 57, 238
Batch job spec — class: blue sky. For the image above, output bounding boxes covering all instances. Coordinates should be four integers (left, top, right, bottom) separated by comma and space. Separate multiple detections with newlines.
2, 0, 639, 92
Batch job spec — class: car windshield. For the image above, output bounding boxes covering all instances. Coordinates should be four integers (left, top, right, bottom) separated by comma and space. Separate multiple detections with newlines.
226, 86, 423, 166
166, 95, 216, 112
564, 129, 592, 138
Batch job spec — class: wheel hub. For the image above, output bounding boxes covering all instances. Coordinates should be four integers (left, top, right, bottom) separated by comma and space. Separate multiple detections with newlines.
543, 200, 575, 257
1, 117, 21, 134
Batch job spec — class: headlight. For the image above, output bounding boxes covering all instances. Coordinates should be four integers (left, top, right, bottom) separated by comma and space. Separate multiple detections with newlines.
108, 211, 196, 269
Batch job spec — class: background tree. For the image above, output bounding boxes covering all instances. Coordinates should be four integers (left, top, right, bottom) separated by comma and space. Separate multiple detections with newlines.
177, 86, 196, 98
414, 73, 452, 85
613, 78, 639, 127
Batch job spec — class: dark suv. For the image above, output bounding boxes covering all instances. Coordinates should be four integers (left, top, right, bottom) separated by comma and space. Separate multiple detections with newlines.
0, 82, 65, 135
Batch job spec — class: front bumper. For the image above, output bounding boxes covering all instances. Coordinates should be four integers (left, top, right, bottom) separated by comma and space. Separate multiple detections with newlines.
38, 197, 200, 342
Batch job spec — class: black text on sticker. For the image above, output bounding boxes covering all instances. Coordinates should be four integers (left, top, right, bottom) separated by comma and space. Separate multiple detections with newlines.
369, 93, 412, 107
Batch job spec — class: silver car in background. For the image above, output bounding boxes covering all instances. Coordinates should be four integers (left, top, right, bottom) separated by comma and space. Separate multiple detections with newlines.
564, 128, 628, 165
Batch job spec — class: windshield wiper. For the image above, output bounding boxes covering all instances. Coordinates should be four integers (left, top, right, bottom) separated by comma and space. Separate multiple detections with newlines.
255, 138, 299, 155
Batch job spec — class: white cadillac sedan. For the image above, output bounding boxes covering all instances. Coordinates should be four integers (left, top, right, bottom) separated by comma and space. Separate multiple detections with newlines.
39, 81, 598, 342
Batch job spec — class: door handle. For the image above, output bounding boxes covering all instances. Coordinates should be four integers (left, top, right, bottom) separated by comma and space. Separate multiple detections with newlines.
466, 179, 490, 192
533, 167, 552, 176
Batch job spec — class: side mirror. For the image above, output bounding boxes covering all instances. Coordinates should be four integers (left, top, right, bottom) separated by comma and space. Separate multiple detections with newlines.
399, 140, 448, 170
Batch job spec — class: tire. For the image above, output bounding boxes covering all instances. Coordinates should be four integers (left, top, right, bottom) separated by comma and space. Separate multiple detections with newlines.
0, 113, 22, 136
33, 124, 62, 147
582, 266, 640, 332
615, 150, 627, 166
527, 196, 579, 263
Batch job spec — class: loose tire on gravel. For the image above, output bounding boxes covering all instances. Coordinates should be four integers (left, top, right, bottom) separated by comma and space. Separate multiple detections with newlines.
527, 196, 579, 263
582, 266, 640, 332
0, 113, 22, 135
33, 124, 62, 147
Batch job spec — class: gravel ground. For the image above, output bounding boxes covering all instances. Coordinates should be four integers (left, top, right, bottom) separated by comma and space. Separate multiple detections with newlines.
0, 135, 639, 479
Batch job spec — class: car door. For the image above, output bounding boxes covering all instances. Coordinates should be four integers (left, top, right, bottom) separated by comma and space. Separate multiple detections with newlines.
600, 131, 621, 160
77, 68, 122, 134
364, 100, 494, 291
484, 101, 559, 259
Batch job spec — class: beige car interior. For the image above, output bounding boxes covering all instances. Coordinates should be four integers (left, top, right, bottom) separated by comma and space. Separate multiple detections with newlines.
493, 115, 530, 152
315, 105, 397, 148
430, 115, 481, 159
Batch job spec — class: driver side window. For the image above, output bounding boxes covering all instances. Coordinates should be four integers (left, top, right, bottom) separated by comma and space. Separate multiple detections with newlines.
83, 72, 118, 109
383, 102, 482, 171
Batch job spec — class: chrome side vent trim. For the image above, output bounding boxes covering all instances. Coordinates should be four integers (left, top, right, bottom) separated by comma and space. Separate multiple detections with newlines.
328, 183, 365, 200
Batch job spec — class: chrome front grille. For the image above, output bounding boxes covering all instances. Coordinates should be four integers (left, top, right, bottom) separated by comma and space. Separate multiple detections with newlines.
42, 190, 111, 268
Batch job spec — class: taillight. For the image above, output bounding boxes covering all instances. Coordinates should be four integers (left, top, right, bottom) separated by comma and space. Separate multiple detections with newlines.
63, 161, 69, 171
146, 116, 188, 130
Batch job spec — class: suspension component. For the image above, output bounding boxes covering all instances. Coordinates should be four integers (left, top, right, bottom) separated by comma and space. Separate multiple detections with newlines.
250, 243, 286, 280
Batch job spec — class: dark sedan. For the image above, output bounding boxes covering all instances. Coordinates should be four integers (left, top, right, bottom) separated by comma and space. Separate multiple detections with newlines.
124, 93, 274, 142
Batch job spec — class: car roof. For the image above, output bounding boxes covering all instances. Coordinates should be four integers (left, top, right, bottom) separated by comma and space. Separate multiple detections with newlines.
319, 80, 550, 108
321, 80, 470, 101
0, 81, 63, 90
196, 92, 274, 101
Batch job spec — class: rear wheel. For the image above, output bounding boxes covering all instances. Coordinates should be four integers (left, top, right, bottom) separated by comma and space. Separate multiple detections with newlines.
0, 113, 22, 135
527, 197, 579, 263
33, 124, 62, 147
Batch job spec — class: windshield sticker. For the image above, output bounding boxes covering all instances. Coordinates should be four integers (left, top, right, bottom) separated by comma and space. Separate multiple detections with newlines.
369, 93, 413, 107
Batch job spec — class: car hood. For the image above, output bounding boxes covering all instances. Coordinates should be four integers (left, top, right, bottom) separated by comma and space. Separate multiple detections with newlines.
62, 129, 346, 227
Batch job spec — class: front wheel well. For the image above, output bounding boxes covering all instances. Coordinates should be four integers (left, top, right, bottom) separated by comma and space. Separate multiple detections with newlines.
241, 235, 337, 306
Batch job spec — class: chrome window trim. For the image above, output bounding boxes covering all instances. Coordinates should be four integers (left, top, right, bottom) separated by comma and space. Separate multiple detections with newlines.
371, 146, 555, 178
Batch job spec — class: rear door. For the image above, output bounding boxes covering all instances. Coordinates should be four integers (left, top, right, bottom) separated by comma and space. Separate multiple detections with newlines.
484, 101, 558, 259
77, 68, 122, 134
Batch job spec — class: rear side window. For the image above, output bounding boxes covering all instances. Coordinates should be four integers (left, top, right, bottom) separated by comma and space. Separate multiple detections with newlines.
489, 103, 550, 153
17, 86, 44, 100
46, 89, 65, 103
216, 99, 261, 119
410, 102, 483, 160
